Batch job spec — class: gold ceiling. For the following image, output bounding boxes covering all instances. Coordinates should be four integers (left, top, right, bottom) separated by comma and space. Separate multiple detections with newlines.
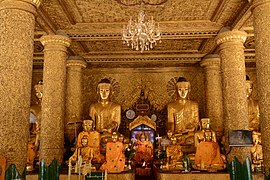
34, 0, 255, 67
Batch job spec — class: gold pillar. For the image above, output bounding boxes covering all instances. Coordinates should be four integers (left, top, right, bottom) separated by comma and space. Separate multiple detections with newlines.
0, 0, 39, 173
200, 54, 224, 139
251, 0, 270, 170
40, 34, 71, 165
65, 56, 87, 141
216, 30, 250, 162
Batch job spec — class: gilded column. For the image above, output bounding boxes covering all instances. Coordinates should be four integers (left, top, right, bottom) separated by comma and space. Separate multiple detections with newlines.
0, 0, 40, 173
65, 56, 87, 141
200, 54, 224, 139
251, 0, 270, 170
216, 30, 250, 162
40, 34, 71, 165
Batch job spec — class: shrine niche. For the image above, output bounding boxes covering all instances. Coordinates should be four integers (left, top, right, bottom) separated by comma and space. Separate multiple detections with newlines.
129, 115, 156, 176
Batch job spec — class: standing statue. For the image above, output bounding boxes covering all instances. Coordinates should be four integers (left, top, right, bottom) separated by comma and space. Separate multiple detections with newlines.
27, 80, 43, 171
246, 79, 260, 132
167, 77, 199, 144
89, 78, 121, 133
250, 131, 263, 171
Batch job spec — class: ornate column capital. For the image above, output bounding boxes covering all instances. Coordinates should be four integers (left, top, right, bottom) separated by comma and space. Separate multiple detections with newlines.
201, 54, 221, 69
40, 34, 71, 49
216, 30, 247, 45
0, 0, 41, 15
67, 56, 87, 68
251, 0, 270, 9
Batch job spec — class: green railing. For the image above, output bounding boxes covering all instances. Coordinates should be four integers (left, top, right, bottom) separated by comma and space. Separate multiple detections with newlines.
228, 157, 252, 180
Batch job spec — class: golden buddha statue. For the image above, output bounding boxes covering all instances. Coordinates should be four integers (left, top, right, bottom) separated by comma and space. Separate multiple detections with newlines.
89, 78, 121, 133
165, 136, 184, 170
167, 77, 199, 144
100, 132, 125, 173
194, 127, 225, 171
250, 131, 263, 171
194, 118, 216, 147
69, 119, 104, 163
246, 79, 260, 132
160, 130, 173, 149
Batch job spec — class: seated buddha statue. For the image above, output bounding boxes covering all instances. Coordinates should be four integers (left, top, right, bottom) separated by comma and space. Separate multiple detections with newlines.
246, 79, 260, 132
194, 129, 225, 171
194, 118, 216, 147
167, 77, 199, 145
250, 131, 263, 171
69, 119, 104, 163
133, 133, 154, 166
160, 130, 173, 150
89, 78, 121, 134
100, 132, 125, 173
165, 136, 184, 170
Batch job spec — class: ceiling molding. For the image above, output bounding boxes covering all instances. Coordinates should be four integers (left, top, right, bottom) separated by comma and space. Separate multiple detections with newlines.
57, 0, 83, 24
231, 3, 252, 30
36, 7, 57, 34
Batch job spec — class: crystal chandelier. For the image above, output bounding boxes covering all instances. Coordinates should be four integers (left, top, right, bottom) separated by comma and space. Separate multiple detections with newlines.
122, 9, 161, 53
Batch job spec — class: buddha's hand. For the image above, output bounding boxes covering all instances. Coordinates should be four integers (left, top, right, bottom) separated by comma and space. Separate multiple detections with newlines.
104, 121, 118, 133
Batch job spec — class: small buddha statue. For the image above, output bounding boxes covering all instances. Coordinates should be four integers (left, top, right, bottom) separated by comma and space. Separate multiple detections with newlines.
133, 133, 154, 166
194, 129, 225, 171
167, 77, 199, 144
165, 136, 184, 170
89, 78, 121, 133
69, 119, 104, 163
194, 118, 216, 147
250, 131, 263, 171
246, 79, 260, 132
100, 132, 125, 173
160, 130, 173, 150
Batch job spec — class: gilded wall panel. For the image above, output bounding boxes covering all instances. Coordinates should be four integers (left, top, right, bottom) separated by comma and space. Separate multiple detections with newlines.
82, 67, 206, 119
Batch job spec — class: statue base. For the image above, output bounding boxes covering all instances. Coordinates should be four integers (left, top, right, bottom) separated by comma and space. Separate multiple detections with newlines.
26, 171, 135, 180
153, 166, 264, 180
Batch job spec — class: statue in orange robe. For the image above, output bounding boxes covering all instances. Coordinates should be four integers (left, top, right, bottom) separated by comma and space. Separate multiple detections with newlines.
133, 133, 153, 165
69, 119, 104, 163
100, 132, 125, 173
194, 131, 225, 170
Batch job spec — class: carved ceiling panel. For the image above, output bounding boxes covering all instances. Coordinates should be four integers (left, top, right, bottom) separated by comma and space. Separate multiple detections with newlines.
81, 39, 202, 53
74, 0, 215, 23
33, 0, 255, 65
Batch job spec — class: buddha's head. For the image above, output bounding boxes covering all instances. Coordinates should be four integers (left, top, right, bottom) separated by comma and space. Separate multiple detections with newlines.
34, 80, 43, 101
171, 136, 177, 145
201, 118, 211, 130
175, 77, 190, 100
246, 80, 253, 98
97, 78, 112, 101
82, 119, 94, 132
112, 132, 118, 142
118, 134, 124, 142
167, 130, 173, 139
204, 131, 212, 142
252, 131, 261, 145
140, 133, 146, 142
246, 75, 254, 98
81, 135, 89, 146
